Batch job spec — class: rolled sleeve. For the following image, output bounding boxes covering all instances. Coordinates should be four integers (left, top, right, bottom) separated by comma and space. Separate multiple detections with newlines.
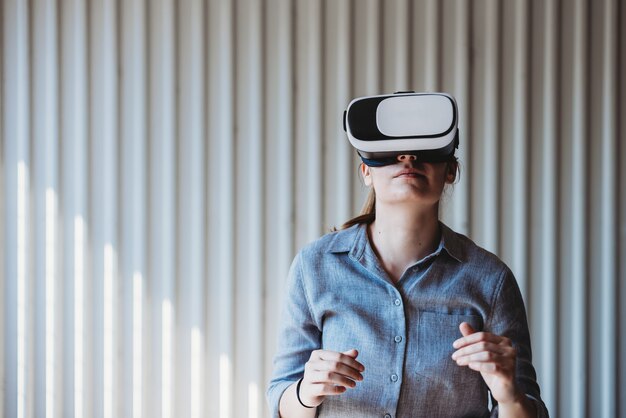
266, 380, 295, 418
487, 267, 550, 417
266, 252, 322, 418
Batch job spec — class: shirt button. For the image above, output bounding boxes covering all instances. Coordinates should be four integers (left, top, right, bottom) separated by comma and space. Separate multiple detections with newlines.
394, 336, 402, 343
394, 299, 401, 306
384, 415, 392, 418
391, 374, 398, 382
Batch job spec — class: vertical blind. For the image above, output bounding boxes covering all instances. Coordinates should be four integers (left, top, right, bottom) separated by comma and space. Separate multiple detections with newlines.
2, 0, 625, 417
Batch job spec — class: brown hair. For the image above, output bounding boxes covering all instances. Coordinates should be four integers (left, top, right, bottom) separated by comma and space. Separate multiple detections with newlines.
332, 188, 377, 231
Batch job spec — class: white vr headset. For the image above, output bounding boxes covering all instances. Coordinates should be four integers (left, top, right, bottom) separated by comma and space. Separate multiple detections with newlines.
343, 91, 459, 166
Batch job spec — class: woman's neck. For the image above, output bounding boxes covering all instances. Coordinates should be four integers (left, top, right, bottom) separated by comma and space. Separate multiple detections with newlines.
367, 202, 441, 283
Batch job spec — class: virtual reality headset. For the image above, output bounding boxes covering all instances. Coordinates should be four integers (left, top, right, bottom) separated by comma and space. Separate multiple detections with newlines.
343, 91, 459, 166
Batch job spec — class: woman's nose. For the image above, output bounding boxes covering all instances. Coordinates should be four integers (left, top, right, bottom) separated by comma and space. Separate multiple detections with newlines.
397, 154, 417, 162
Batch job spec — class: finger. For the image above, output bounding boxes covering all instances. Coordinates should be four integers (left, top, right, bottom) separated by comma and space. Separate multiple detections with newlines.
307, 357, 363, 381
465, 361, 514, 376
316, 350, 365, 372
342, 349, 359, 359
454, 350, 509, 366
308, 370, 359, 388
315, 359, 364, 381
453, 331, 506, 349
451, 341, 508, 360
304, 360, 363, 380
306, 351, 365, 381
459, 321, 476, 337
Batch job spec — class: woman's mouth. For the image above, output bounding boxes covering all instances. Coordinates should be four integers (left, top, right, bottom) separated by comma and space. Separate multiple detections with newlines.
394, 169, 425, 178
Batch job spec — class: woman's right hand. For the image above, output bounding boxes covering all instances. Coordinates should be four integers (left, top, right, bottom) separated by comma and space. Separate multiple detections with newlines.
298, 348, 365, 408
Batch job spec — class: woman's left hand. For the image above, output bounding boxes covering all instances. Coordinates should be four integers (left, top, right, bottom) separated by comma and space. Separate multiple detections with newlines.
451, 322, 524, 405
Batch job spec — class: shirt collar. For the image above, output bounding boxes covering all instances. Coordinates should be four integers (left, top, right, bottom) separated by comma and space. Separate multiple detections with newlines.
327, 221, 466, 264
438, 222, 465, 263
326, 223, 361, 254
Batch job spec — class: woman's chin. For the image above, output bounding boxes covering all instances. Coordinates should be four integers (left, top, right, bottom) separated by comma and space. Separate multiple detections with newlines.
380, 192, 442, 207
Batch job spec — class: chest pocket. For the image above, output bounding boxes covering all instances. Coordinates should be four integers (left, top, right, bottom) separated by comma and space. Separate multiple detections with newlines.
415, 310, 484, 385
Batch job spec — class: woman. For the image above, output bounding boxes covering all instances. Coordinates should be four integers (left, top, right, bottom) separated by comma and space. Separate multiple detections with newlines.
267, 95, 548, 418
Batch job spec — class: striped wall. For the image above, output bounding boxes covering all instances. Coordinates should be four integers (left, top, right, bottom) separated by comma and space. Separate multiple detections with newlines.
1, 0, 624, 417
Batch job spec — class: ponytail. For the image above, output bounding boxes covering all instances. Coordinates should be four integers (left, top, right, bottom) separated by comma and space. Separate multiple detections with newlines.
332, 188, 376, 231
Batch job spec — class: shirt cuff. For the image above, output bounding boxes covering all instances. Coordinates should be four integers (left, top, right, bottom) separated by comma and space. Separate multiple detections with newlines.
524, 393, 550, 418
489, 393, 550, 418
266, 380, 296, 418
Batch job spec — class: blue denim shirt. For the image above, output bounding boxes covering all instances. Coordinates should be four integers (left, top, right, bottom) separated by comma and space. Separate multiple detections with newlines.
267, 222, 549, 418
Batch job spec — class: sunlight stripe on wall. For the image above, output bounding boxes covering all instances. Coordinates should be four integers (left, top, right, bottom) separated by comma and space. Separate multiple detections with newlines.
133, 272, 142, 418
74, 216, 85, 418
161, 299, 172, 418
17, 161, 27, 418
220, 354, 231, 418
103, 244, 115, 418
45, 188, 56, 418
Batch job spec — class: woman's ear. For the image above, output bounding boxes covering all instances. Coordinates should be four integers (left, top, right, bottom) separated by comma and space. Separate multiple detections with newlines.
360, 163, 373, 187
445, 162, 457, 184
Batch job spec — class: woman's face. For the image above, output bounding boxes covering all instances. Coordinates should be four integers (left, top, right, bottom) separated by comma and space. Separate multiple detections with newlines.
361, 155, 456, 208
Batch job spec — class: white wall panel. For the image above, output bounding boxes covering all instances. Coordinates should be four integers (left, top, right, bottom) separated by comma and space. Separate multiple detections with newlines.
529, 0, 559, 412
323, 0, 352, 229
262, 0, 293, 404
147, 1, 176, 418
3, 3, 30, 418
206, 1, 235, 418
2, 1, 625, 417
119, 2, 147, 418
294, 0, 323, 247
599, 3, 618, 416
234, 1, 263, 417
178, 1, 205, 417
31, 3, 59, 418
472, 0, 500, 256
567, 1, 589, 416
